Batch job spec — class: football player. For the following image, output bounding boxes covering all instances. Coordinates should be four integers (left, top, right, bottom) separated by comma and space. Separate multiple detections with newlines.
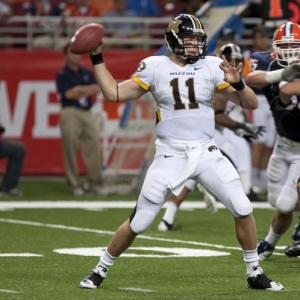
158, 43, 265, 232
80, 14, 284, 291
245, 21, 300, 260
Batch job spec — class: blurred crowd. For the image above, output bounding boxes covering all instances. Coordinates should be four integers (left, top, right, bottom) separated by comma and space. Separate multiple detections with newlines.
0, 0, 214, 50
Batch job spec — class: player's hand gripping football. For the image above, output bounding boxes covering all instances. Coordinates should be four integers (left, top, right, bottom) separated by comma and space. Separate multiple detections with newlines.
90, 41, 104, 56
219, 55, 243, 85
233, 122, 266, 143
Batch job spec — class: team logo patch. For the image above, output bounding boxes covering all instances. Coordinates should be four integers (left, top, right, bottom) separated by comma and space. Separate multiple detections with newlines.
137, 61, 146, 72
208, 145, 218, 152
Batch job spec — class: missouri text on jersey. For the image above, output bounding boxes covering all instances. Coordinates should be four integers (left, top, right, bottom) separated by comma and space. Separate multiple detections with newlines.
170, 72, 195, 75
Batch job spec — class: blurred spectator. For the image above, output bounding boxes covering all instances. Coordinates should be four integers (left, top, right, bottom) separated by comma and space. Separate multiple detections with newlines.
156, 0, 185, 17
104, 0, 141, 48
243, 25, 272, 58
0, 0, 12, 21
0, 0, 14, 48
208, 27, 236, 55
180, 0, 206, 15
55, 43, 105, 196
62, 0, 101, 17
217, 27, 237, 47
126, 0, 160, 16
0, 121, 26, 197
88, 0, 114, 14
24, 0, 64, 50
61, 0, 101, 43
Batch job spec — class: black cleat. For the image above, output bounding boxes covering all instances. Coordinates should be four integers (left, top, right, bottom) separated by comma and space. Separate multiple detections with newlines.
246, 267, 284, 291
79, 267, 107, 289
284, 241, 300, 257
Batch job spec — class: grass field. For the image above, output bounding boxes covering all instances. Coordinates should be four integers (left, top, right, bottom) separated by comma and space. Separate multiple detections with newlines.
0, 180, 300, 299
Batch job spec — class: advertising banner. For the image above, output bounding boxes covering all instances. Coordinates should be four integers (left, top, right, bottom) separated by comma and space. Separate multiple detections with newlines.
0, 49, 155, 174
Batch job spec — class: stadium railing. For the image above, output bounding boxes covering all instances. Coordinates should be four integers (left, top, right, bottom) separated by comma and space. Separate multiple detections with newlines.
0, 14, 261, 51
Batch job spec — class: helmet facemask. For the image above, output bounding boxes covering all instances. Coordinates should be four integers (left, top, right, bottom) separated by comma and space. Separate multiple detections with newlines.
273, 42, 300, 67
272, 22, 300, 67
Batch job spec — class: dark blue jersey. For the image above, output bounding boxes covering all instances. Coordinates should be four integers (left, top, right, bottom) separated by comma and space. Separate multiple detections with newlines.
251, 51, 300, 142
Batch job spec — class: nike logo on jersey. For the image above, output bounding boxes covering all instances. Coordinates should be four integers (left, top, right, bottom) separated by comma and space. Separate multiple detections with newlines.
164, 155, 173, 158
194, 67, 202, 70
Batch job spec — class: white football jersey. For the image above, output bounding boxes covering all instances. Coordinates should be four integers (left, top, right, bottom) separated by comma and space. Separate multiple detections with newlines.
132, 55, 229, 142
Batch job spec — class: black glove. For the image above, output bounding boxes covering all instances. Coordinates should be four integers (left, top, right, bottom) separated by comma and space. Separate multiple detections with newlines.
233, 122, 266, 143
282, 64, 300, 82
0, 125, 5, 134
272, 95, 289, 111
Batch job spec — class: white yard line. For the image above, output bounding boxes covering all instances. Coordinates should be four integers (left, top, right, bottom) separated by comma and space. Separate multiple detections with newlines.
120, 287, 154, 292
0, 201, 274, 211
0, 289, 18, 293
0, 217, 284, 256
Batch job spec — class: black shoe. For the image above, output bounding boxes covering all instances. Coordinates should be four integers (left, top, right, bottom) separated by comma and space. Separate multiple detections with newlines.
79, 266, 108, 289
247, 189, 266, 202
284, 240, 300, 257
246, 267, 284, 291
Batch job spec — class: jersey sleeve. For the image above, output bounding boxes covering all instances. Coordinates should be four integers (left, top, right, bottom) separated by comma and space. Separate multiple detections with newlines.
131, 56, 161, 92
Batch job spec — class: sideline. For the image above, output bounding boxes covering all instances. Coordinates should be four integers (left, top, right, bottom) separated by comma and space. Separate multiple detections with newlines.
0, 201, 273, 211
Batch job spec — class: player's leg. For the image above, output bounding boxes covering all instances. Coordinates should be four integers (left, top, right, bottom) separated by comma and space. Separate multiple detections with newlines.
258, 109, 276, 193
284, 178, 300, 257
158, 180, 195, 231
80, 142, 184, 288
257, 141, 300, 260
197, 146, 284, 290
251, 95, 268, 191
292, 178, 300, 241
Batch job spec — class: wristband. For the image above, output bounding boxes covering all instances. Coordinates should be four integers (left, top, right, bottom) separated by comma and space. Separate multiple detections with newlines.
90, 52, 104, 65
230, 78, 245, 91
214, 110, 225, 115
265, 69, 284, 83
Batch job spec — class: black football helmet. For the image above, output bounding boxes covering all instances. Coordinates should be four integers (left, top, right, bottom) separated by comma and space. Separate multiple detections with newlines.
165, 14, 207, 64
216, 43, 244, 72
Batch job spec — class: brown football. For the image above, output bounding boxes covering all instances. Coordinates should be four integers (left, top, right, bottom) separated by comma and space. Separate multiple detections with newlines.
70, 23, 104, 54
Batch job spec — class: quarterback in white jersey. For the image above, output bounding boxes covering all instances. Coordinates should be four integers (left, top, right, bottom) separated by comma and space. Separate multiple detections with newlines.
80, 14, 284, 291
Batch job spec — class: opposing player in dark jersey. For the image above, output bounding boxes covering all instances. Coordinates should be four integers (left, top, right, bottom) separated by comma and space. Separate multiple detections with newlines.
245, 21, 300, 260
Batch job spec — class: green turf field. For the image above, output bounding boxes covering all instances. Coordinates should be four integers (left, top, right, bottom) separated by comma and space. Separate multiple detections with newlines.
0, 180, 299, 299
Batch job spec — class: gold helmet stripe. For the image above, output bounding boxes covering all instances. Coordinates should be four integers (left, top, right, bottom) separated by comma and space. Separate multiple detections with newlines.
190, 15, 201, 30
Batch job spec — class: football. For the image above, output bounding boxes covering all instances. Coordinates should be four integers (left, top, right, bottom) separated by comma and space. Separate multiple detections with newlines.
70, 23, 104, 54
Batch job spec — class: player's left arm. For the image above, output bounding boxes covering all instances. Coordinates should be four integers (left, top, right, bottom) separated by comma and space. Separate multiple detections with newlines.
279, 79, 300, 104
218, 55, 258, 110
